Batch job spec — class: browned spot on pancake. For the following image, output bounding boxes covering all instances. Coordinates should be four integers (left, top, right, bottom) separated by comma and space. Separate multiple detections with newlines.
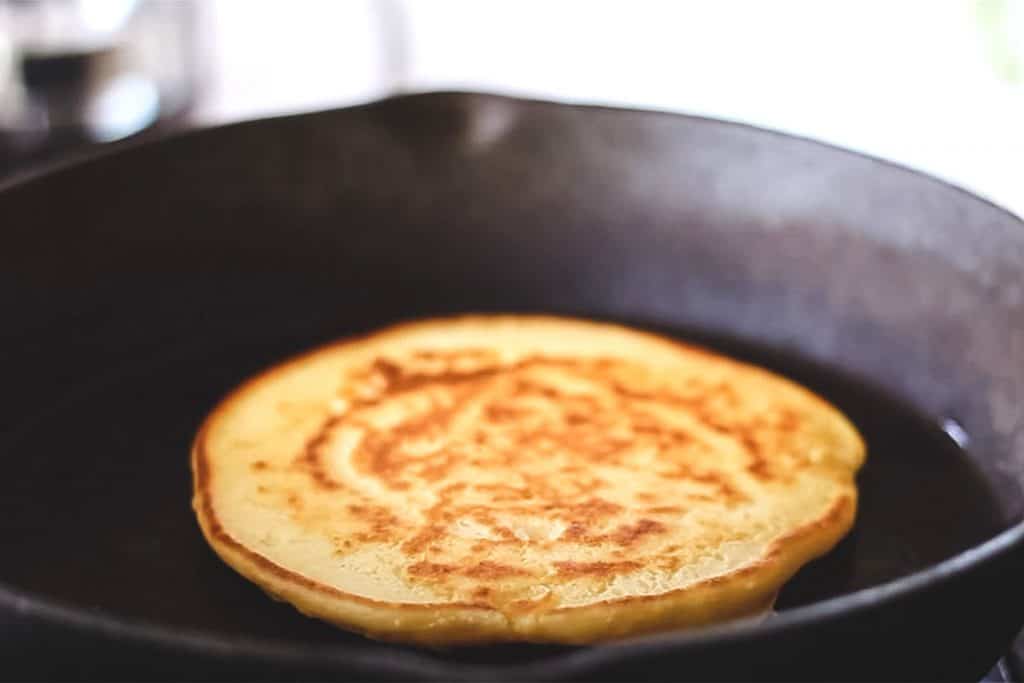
554, 560, 643, 577
659, 463, 749, 504
557, 517, 668, 547
362, 356, 505, 398
475, 482, 532, 501
512, 378, 563, 399
565, 412, 590, 426
609, 519, 667, 546
402, 525, 445, 554
462, 561, 533, 579
408, 560, 531, 581
346, 503, 402, 542
656, 555, 684, 571
250, 460, 269, 471
777, 408, 800, 432
440, 482, 468, 496
645, 506, 684, 514
418, 452, 460, 482
256, 485, 269, 494
519, 474, 563, 501
293, 415, 342, 490
561, 521, 589, 542
485, 403, 531, 422
411, 348, 494, 363
554, 497, 623, 519
741, 433, 773, 480
715, 481, 748, 503
407, 561, 455, 578
747, 455, 773, 479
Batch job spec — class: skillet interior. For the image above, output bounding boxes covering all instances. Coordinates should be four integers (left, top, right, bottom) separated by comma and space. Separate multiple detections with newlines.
0, 92, 1022, 680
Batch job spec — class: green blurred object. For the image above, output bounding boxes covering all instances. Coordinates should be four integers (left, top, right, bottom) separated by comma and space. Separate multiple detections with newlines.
976, 0, 1023, 84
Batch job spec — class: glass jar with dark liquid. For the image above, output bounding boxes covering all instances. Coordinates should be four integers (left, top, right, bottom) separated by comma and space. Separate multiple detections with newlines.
0, 0, 201, 169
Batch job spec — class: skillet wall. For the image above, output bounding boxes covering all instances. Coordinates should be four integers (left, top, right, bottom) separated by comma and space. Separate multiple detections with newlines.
1, 92, 1023, 680
2, 92, 1022, 511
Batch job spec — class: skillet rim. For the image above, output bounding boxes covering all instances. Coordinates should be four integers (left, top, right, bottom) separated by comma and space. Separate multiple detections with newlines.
1, 90, 1023, 679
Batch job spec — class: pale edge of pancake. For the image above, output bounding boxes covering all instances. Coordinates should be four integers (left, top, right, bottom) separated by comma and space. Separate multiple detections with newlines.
191, 314, 864, 645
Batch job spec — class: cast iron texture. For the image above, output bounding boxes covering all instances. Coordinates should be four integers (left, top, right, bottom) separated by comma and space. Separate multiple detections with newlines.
1, 92, 1022, 681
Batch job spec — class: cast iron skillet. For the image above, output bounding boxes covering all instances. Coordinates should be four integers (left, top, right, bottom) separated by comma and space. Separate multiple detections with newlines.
1, 92, 1023, 681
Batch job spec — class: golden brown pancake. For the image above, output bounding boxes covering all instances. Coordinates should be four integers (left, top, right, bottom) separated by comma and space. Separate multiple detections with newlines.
192, 315, 865, 644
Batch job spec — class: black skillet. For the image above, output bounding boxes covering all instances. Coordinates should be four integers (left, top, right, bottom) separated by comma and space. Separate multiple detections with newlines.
1, 92, 1023, 681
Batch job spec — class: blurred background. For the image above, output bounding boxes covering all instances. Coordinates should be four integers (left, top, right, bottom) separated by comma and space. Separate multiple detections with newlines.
0, 0, 1021, 215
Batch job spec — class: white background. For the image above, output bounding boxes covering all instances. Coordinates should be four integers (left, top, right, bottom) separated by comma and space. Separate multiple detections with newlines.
196, 0, 1024, 217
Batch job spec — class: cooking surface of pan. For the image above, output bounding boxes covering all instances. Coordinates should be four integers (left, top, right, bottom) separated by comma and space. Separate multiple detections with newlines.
1, 92, 1023, 680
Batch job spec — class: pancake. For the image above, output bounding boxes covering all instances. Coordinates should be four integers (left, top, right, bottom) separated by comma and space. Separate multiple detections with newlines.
192, 315, 865, 644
